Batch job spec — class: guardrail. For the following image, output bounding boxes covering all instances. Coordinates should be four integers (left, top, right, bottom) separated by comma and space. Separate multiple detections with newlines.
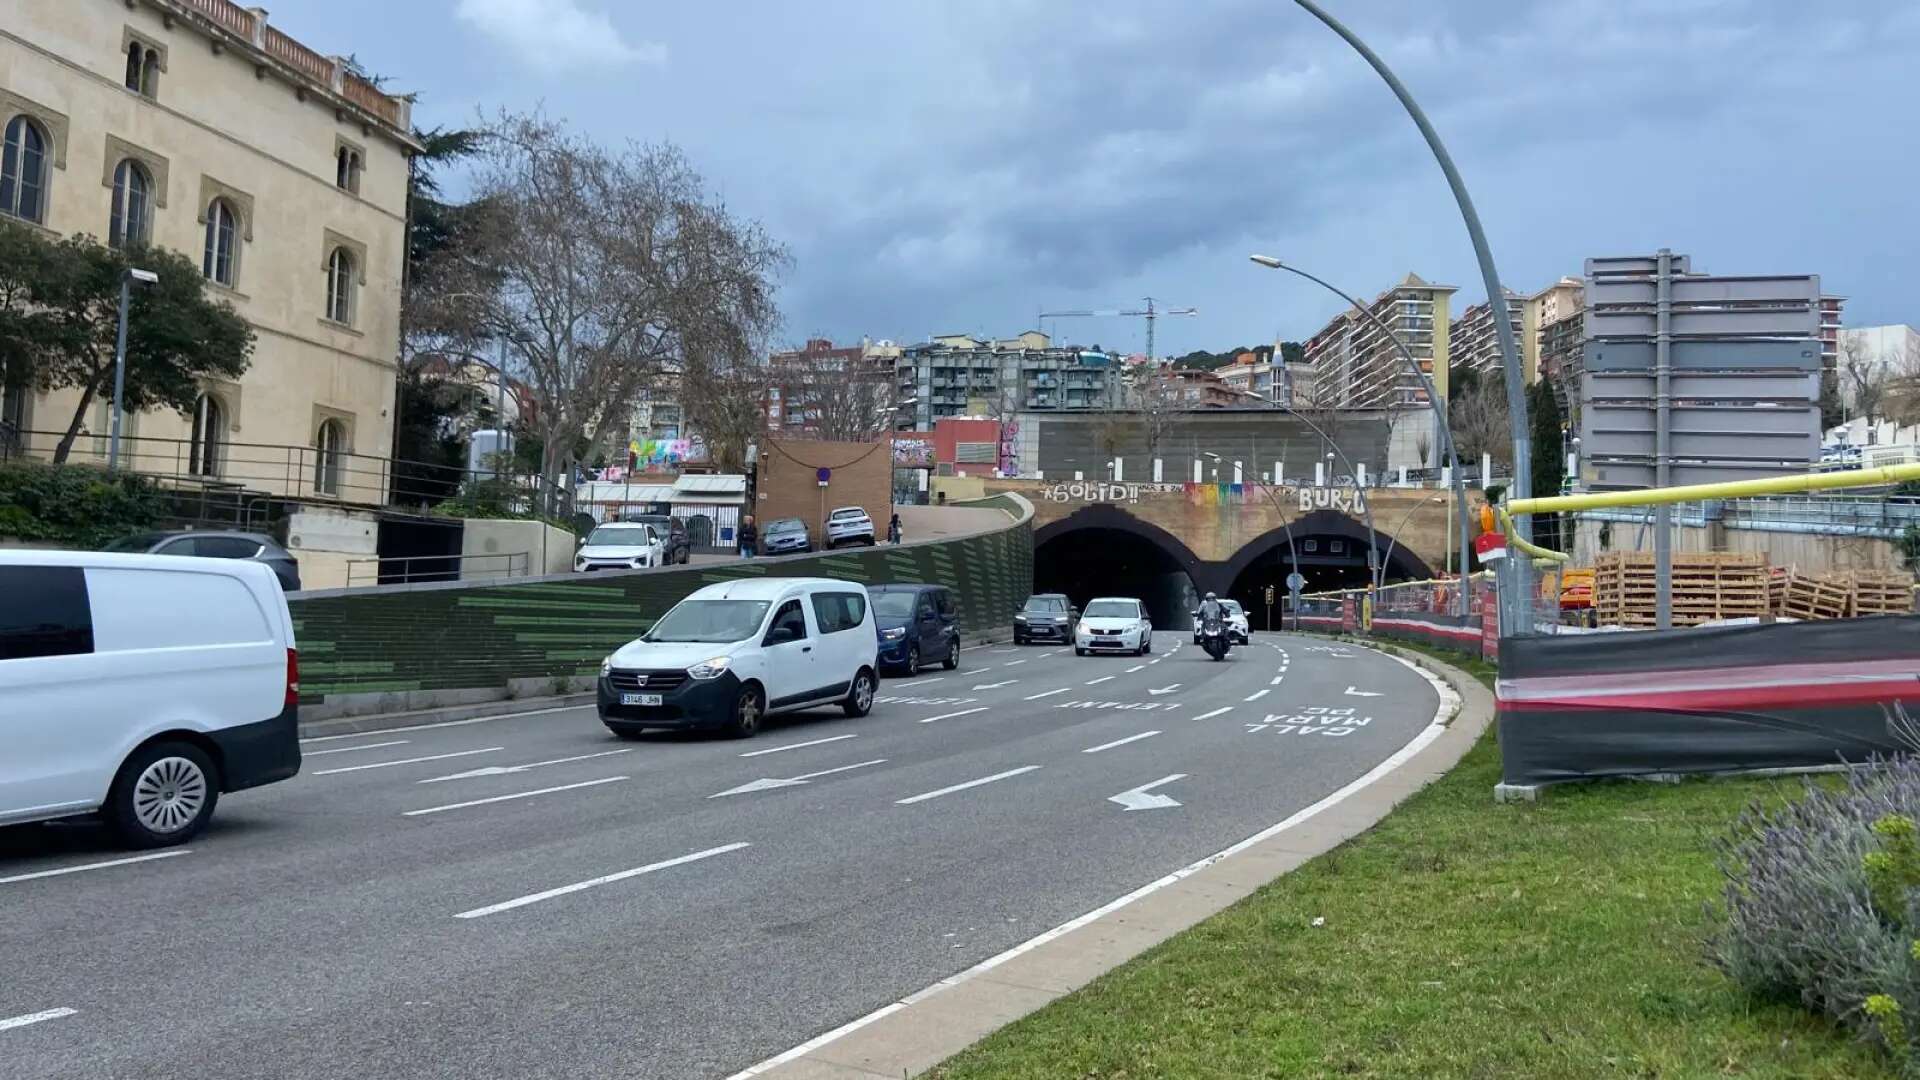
341, 551, 531, 589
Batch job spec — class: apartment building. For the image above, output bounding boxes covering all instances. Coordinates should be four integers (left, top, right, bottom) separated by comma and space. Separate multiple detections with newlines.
897, 331, 1118, 429
1, 0, 418, 503
765, 337, 899, 436
1300, 272, 1457, 408
1449, 289, 1527, 383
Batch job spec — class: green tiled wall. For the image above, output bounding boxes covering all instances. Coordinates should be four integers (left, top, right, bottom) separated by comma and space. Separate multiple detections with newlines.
289, 519, 1033, 703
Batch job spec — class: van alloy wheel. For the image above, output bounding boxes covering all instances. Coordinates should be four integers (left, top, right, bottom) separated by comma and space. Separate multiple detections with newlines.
133, 756, 208, 835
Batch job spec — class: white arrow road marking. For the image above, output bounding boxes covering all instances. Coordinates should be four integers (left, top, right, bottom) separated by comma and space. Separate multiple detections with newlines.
971, 680, 1018, 690
305, 739, 410, 757
454, 843, 751, 919
894, 676, 946, 688
1345, 687, 1384, 697
1126, 664, 1146, 673
419, 748, 634, 783
1085, 676, 1114, 685
0, 1008, 76, 1032
1244, 689, 1270, 702
709, 759, 888, 798
1148, 684, 1181, 696
739, 733, 858, 758
1082, 730, 1161, 754
1108, 774, 1187, 811
405, 776, 629, 816
0, 850, 187, 887
1023, 687, 1070, 700
313, 747, 502, 776
1194, 707, 1233, 721
920, 706, 989, 724
896, 766, 1041, 805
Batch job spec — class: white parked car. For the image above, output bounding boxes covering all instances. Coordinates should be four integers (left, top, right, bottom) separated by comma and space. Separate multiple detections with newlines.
598, 577, 880, 739
824, 506, 876, 548
1075, 597, 1154, 657
0, 551, 302, 847
575, 521, 666, 572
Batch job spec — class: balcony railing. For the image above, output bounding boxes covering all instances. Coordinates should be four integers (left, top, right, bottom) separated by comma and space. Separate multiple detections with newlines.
168, 0, 403, 128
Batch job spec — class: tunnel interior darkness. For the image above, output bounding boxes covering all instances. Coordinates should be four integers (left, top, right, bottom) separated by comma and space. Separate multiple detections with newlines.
1227, 534, 1432, 631
1034, 527, 1196, 628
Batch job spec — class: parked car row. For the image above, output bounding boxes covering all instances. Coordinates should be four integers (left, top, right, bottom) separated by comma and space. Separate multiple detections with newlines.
759, 507, 877, 556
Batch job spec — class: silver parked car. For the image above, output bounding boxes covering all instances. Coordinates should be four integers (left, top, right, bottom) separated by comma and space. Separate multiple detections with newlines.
103, 530, 303, 591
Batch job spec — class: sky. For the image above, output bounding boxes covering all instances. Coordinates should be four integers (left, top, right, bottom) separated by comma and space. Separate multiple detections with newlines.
272, 0, 1919, 358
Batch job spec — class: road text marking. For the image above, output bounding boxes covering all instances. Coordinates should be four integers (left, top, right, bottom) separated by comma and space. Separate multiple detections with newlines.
454, 843, 752, 919
313, 747, 502, 776
405, 776, 628, 816
0, 1008, 76, 1033
1083, 731, 1162, 754
0, 851, 187, 887
919, 706, 989, 724
896, 766, 1041, 805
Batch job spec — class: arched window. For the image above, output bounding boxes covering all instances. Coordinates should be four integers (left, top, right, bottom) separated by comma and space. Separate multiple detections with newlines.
0, 116, 48, 223
202, 198, 237, 287
313, 419, 345, 495
109, 159, 152, 249
325, 247, 355, 325
335, 147, 362, 193
124, 42, 159, 97
189, 393, 225, 477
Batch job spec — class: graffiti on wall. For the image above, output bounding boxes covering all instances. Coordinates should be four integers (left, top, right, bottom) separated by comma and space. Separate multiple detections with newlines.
1040, 480, 1366, 515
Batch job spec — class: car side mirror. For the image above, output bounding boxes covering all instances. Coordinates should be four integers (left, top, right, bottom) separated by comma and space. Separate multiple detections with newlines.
766, 625, 800, 645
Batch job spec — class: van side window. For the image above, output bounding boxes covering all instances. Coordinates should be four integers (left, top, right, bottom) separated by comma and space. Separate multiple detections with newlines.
766, 599, 808, 642
936, 591, 956, 618
0, 566, 94, 660
810, 592, 867, 633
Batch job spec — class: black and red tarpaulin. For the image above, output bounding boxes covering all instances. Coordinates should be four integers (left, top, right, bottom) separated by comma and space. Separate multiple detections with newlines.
1497, 614, 1920, 786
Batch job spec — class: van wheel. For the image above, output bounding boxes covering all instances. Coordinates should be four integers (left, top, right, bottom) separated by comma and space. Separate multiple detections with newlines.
725, 684, 766, 739
108, 742, 219, 849
843, 669, 877, 718
942, 640, 960, 670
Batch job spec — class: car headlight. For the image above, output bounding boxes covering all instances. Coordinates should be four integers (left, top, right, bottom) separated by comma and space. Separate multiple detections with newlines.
599, 656, 613, 677
883, 627, 907, 641
575, 557, 588, 570
687, 655, 732, 680
631, 556, 648, 568
1014, 614, 1027, 623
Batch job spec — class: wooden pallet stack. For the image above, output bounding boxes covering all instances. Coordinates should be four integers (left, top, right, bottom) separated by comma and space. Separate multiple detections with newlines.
1593, 552, 1770, 628
1780, 571, 1852, 621
1845, 571, 1917, 617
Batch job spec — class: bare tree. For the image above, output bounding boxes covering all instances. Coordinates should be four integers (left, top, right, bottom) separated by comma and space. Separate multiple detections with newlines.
458, 112, 787, 500
769, 351, 895, 441
1449, 371, 1512, 470
679, 353, 768, 473
1841, 335, 1892, 423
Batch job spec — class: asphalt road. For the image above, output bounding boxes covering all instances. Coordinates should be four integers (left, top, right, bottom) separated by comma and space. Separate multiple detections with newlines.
0, 631, 1440, 1079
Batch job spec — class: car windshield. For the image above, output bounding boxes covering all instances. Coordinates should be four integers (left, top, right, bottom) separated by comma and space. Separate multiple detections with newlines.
1024, 596, 1067, 613
767, 520, 804, 534
832, 509, 865, 520
871, 592, 918, 618
644, 599, 771, 643
1083, 600, 1138, 619
586, 526, 651, 546
103, 532, 168, 552
1222, 600, 1244, 614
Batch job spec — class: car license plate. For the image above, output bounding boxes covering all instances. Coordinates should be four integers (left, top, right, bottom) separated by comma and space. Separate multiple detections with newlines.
621, 693, 663, 706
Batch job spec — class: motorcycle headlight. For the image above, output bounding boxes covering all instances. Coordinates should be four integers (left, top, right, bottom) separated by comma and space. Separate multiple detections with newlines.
882, 627, 907, 641
599, 656, 613, 677
687, 656, 732, 680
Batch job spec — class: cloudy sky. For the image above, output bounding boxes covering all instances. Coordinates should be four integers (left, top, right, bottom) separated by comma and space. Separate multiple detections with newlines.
274, 0, 1917, 357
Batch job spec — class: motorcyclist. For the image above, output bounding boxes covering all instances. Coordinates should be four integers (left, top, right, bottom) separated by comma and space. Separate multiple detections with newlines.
1197, 591, 1225, 628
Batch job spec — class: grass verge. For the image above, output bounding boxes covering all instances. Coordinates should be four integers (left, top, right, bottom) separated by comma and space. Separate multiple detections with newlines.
930, 641, 1886, 1079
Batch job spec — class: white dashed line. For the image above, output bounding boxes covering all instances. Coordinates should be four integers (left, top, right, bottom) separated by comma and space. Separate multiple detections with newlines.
404, 776, 628, 817
740, 734, 859, 757
1244, 689, 1270, 702
1085, 676, 1114, 685
1271, 676, 1284, 685
454, 843, 751, 919
1002, 659, 1028, 667
298, 704, 586, 744
304, 739, 410, 757
312, 747, 502, 776
1023, 687, 1071, 700
896, 766, 1041, 805
1082, 731, 1161, 754
1194, 707, 1233, 721
1126, 665, 1146, 673
919, 706, 989, 724
0, 1008, 76, 1032
0, 851, 188, 887
893, 677, 947, 689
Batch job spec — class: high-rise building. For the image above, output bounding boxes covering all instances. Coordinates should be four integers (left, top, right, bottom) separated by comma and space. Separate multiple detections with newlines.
1, 0, 417, 503
1820, 295, 1847, 374
1529, 276, 1586, 404
1449, 290, 1527, 383
1300, 272, 1457, 408
896, 331, 1119, 429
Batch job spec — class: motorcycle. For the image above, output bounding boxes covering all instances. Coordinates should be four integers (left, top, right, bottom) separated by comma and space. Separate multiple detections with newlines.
1199, 611, 1231, 661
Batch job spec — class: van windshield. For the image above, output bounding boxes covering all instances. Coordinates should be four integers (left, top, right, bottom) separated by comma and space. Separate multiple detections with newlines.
871, 592, 918, 618
644, 600, 770, 643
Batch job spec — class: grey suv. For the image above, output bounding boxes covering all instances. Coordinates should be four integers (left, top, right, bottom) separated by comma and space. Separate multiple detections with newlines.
103, 530, 303, 591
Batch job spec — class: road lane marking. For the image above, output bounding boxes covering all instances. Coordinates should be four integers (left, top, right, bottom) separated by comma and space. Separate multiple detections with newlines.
740, 734, 858, 758
971, 680, 1018, 690
1244, 689, 1271, 702
1001, 659, 1028, 667
1023, 687, 1070, 700
299, 704, 587, 744
312, 747, 502, 776
1346, 687, 1384, 697
893, 677, 947, 689
1126, 665, 1146, 673
0, 1008, 76, 1032
1271, 676, 1284, 685
896, 766, 1041, 805
305, 739, 410, 757
919, 706, 989, 724
1148, 684, 1180, 695
405, 776, 628, 816
419, 748, 634, 783
454, 843, 752, 919
1149, 657, 1164, 665
1085, 676, 1114, 685
1082, 731, 1161, 754
1109, 774, 1187, 811
710, 759, 888, 798
0, 851, 187, 887
1194, 707, 1232, 721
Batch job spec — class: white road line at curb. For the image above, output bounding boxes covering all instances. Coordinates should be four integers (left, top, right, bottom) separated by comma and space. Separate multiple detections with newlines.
0, 1008, 76, 1032
312, 747, 501, 776
299, 704, 586, 744
919, 706, 989, 725
895, 766, 1041, 804
1023, 687, 1070, 700
405, 776, 628, 816
1193, 707, 1233, 721
454, 843, 751, 919
1082, 731, 1161, 754
304, 739, 410, 757
726, 670, 1454, 1080
1, 850, 187, 887
740, 734, 858, 758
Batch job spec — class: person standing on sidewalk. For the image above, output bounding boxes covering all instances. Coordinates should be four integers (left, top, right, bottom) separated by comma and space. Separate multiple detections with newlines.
738, 515, 757, 559
887, 511, 902, 545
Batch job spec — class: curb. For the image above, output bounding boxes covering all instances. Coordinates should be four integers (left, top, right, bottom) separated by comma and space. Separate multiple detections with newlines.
731, 637, 1496, 1079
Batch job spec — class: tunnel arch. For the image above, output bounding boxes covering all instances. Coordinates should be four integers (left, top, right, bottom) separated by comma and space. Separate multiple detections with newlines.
1220, 511, 1438, 627
1033, 504, 1206, 628
1221, 510, 1438, 588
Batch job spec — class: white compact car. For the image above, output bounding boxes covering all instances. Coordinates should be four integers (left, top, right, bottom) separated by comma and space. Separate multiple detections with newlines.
598, 577, 880, 739
824, 506, 876, 548
0, 551, 302, 847
575, 521, 666, 572
1075, 597, 1154, 657
1194, 599, 1251, 645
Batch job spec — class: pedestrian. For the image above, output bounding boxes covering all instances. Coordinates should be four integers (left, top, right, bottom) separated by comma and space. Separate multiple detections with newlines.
888, 511, 902, 545
738, 514, 757, 559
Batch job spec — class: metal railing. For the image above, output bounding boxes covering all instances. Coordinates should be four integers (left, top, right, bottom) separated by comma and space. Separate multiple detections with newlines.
1578, 494, 1920, 537
341, 550, 531, 589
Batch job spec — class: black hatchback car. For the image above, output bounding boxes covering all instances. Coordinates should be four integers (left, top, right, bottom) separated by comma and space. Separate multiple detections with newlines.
1013, 593, 1077, 644
103, 530, 303, 591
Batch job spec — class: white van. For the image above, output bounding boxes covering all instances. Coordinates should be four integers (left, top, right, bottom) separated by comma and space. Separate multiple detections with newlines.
597, 577, 880, 738
0, 551, 302, 847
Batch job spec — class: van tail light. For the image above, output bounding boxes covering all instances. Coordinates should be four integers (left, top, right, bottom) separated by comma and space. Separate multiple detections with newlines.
286, 648, 301, 707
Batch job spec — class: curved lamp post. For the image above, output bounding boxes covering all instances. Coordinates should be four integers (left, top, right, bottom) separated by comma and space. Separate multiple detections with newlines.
1249, 256, 1472, 611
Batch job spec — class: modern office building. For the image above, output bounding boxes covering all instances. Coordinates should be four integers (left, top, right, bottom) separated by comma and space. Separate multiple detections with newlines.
1300, 272, 1457, 408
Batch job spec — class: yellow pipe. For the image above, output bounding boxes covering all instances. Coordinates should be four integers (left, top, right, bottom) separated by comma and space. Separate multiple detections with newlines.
1506, 462, 1920, 517
1493, 507, 1571, 563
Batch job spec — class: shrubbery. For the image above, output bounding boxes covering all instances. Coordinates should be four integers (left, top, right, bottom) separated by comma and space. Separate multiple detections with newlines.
0, 460, 164, 547
1713, 724, 1920, 1074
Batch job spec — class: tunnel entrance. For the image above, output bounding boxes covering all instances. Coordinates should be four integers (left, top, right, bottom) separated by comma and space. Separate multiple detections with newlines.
1034, 526, 1197, 629
1224, 517, 1436, 632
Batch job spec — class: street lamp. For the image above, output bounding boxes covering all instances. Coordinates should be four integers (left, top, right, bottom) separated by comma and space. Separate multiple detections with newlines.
107, 267, 160, 473
1249, 254, 1472, 614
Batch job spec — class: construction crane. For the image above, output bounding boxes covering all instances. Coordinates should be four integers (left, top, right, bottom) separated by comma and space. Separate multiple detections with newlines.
1038, 297, 1197, 365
